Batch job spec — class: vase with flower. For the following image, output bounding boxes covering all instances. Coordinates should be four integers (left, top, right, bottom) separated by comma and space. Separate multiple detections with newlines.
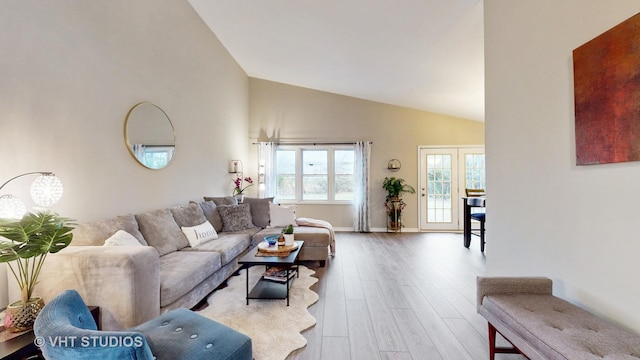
232, 176, 253, 203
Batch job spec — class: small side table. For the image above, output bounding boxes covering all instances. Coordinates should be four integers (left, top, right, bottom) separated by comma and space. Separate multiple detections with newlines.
0, 306, 99, 360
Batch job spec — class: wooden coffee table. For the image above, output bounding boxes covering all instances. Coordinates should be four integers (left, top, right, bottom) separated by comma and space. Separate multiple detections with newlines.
238, 241, 303, 306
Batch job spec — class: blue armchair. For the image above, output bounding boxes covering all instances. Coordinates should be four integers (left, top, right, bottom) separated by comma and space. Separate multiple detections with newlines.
34, 289, 252, 360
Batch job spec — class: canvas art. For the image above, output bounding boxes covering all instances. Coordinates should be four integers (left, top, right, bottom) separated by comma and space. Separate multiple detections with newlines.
573, 12, 640, 165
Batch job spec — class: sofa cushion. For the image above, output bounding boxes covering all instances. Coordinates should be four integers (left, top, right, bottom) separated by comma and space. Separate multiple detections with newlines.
181, 221, 218, 248
103, 230, 144, 247
72, 214, 147, 246
203, 196, 238, 206
158, 251, 222, 307
268, 203, 297, 227
198, 200, 224, 233
181, 233, 250, 266
242, 197, 274, 228
171, 202, 207, 227
218, 204, 254, 232
136, 209, 189, 255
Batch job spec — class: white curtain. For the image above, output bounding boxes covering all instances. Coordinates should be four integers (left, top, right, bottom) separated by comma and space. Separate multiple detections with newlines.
353, 141, 371, 232
132, 144, 145, 160
258, 142, 277, 200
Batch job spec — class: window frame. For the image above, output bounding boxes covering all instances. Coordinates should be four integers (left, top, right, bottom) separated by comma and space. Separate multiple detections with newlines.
275, 145, 355, 204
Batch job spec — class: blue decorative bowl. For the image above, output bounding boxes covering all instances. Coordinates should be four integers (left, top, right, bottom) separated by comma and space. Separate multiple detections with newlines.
264, 235, 279, 246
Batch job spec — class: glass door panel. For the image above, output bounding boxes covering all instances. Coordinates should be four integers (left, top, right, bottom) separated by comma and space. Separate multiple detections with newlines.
420, 148, 458, 230
419, 147, 485, 231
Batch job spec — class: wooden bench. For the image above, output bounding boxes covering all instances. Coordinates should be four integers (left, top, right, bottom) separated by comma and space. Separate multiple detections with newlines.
477, 276, 640, 360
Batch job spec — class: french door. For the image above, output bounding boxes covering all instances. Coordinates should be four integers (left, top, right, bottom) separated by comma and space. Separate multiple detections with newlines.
419, 147, 485, 231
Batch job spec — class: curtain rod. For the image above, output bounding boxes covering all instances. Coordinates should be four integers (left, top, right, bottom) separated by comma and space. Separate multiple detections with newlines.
252, 141, 372, 146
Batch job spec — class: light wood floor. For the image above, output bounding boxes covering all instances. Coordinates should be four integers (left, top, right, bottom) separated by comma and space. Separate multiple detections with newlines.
287, 232, 525, 360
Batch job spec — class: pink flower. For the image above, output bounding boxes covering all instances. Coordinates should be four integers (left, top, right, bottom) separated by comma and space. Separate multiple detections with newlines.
233, 177, 253, 195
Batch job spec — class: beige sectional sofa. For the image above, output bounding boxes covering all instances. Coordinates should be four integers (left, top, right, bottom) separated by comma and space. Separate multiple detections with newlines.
35, 197, 333, 331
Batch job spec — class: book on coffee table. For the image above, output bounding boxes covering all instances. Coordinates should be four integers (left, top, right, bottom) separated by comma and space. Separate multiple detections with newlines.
262, 267, 297, 283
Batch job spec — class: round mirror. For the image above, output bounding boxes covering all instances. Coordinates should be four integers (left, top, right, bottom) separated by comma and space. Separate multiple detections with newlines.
124, 102, 176, 169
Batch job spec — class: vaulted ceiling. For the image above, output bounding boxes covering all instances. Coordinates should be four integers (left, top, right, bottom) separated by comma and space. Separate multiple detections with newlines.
189, 0, 485, 121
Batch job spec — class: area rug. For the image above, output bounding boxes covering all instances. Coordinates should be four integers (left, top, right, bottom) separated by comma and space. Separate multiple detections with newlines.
198, 265, 319, 360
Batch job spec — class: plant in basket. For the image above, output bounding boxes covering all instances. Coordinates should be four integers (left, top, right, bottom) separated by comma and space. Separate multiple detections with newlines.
0, 211, 74, 332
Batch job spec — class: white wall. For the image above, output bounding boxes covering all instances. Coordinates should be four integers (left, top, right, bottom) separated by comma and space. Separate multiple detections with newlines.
0, 0, 249, 307
485, 0, 640, 333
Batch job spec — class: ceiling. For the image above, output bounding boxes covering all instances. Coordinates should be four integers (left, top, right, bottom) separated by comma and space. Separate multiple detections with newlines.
189, 0, 485, 122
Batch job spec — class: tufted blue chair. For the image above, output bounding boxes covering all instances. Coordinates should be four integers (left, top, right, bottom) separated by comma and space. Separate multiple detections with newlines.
34, 289, 252, 360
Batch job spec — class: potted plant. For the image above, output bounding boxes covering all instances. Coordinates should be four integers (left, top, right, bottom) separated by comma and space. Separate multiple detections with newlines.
382, 177, 415, 230
282, 224, 295, 246
232, 176, 253, 203
0, 211, 74, 332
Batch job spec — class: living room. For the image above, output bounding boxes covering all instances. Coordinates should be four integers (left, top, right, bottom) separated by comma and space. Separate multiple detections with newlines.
1, 0, 640, 358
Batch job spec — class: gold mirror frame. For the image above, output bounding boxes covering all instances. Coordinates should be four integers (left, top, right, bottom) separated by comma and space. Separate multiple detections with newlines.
124, 102, 176, 170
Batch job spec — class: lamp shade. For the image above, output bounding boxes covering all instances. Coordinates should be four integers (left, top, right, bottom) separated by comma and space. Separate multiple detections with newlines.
0, 194, 27, 220
30, 174, 63, 207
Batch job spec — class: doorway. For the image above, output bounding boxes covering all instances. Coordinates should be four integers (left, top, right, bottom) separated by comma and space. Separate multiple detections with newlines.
418, 146, 485, 231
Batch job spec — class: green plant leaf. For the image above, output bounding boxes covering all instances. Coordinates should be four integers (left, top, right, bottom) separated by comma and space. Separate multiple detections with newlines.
0, 211, 74, 303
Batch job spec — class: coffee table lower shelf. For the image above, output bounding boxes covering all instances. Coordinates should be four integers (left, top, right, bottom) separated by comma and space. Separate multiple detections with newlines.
247, 275, 296, 305
238, 240, 304, 307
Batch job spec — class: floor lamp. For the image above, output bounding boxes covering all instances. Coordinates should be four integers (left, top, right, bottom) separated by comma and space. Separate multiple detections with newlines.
0, 172, 64, 220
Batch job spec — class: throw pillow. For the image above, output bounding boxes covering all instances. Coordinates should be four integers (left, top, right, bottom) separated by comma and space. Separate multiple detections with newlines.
269, 203, 297, 227
72, 214, 147, 246
197, 200, 224, 232
217, 204, 254, 232
135, 209, 189, 255
103, 230, 144, 247
181, 221, 218, 247
203, 196, 238, 206
243, 197, 274, 228
171, 202, 207, 227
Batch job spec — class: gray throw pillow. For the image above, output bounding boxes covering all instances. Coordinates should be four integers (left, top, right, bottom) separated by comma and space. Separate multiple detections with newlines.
171, 202, 207, 227
135, 209, 188, 255
217, 204, 254, 232
203, 196, 238, 206
197, 200, 224, 232
72, 214, 147, 246
243, 197, 274, 228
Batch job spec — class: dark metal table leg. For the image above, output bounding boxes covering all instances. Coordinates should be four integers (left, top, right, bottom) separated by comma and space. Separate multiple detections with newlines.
463, 198, 471, 248
286, 268, 290, 306
245, 266, 249, 305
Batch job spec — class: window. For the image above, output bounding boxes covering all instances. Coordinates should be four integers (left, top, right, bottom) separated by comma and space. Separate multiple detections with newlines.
464, 153, 486, 190
140, 146, 175, 170
275, 146, 354, 203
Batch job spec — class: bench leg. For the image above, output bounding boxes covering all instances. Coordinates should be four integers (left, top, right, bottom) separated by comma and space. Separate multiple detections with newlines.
488, 322, 526, 359
488, 322, 497, 360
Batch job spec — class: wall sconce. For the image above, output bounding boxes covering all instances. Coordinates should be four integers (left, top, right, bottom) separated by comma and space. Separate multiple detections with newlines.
387, 159, 401, 172
0, 172, 64, 220
229, 160, 243, 174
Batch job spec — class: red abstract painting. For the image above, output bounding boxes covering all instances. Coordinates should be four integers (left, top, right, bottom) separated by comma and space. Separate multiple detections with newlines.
573, 12, 640, 165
